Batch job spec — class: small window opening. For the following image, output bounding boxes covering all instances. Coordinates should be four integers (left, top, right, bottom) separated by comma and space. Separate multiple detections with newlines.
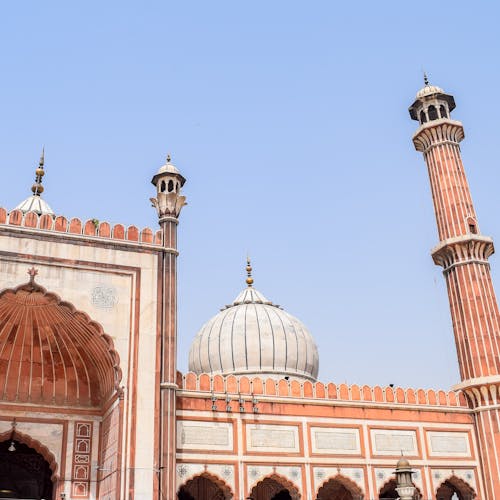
168, 180, 174, 192
160, 181, 166, 193
428, 105, 438, 120
419, 110, 427, 124
469, 223, 478, 234
440, 105, 448, 119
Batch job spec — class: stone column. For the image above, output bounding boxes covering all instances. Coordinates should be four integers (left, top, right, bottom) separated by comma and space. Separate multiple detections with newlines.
151, 156, 187, 499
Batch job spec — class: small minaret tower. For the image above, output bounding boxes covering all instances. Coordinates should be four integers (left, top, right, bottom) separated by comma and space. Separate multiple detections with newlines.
410, 77, 500, 498
150, 154, 186, 499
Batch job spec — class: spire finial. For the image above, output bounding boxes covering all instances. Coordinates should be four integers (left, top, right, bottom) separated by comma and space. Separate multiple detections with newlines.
166, 153, 171, 163
31, 147, 46, 196
423, 71, 429, 86
28, 267, 38, 286
246, 256, 254, 287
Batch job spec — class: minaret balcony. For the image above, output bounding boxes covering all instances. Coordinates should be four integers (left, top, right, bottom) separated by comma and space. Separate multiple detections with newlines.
412, 118, 464, 152
431, 234, 495, 271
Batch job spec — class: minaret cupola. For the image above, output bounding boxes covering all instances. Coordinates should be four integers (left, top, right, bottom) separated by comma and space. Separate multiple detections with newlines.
150, 154, 187, 220
409, 74, 456, 124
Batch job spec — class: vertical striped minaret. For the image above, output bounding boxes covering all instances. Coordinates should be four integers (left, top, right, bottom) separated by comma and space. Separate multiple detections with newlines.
151, 155, 186, 499
410, 79, 500, 499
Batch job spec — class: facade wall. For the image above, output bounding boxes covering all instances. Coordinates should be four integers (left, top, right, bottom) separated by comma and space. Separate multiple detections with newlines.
0, 219, 162, 499
176, 374, 482, 499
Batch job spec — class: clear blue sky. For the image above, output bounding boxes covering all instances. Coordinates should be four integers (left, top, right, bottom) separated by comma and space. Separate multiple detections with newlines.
1, 1, 500, 389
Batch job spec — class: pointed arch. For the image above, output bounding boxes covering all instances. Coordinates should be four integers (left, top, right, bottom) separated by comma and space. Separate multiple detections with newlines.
0, 279, 122, 407
177, 471, 233, 500
249, 473, 301, 500
0, 428, 59, 481
435, 474, 476, 500
379, 478, 422, 499
316, 474, 364, 499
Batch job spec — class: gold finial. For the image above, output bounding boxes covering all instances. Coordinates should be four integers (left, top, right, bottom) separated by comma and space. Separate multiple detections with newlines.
423, 71, 429, 86
166, 154, 171, 163
246, 256, 254, 287
32, 147, 45, 196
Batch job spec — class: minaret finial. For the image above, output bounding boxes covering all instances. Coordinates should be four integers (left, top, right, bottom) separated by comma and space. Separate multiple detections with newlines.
166, 153, 171, 163
31, 147, 46, 196
423, 71, 429, 86
246, 256, 254, 287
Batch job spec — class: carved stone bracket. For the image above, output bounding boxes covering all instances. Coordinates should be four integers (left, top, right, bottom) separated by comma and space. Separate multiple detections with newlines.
412, 120, 464, 152
431, 235, 494, 271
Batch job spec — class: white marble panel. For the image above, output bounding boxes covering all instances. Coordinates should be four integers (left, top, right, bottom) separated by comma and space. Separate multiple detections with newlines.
177, 420, 233, 451
427, 431, 470, 456
371, 429, 417, 455
246, 424, 299, 453
311, 427, 360, 454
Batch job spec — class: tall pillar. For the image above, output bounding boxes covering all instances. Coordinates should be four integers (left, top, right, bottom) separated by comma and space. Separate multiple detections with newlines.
151, 155, 186, 499
410, 79, 500, 499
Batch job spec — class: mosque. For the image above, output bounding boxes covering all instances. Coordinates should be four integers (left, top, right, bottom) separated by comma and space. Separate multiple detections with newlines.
0, 80, 498, 500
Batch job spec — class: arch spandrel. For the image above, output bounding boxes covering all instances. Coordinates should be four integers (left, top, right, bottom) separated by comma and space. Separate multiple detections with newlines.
249, 473, 301, 500
0, 279, 122, 407
316, 474, 364, 500
177, 471, 233, 500
0, 428, 59, 481
435, 474, 476, 500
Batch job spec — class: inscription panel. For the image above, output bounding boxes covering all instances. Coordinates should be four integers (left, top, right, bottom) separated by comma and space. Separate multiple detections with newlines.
246, 424, 299, 453
177, 421, 233, 451
311, 427, 361, 454
371, 429, 417, 456
427, 431, 470, 457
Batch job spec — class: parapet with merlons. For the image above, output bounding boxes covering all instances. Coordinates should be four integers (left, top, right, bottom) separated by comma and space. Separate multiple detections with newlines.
0, 208, 163, 246
177, 371, 468, 409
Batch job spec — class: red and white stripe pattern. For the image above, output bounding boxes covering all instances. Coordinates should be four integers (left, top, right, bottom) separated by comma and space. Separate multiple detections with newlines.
415, 117, 500, 497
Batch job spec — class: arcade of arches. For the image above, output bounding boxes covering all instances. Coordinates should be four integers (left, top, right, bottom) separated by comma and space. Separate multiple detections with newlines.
177, 473, 476, 500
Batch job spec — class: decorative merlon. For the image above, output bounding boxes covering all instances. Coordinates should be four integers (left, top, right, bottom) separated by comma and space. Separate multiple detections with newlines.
177, 372, 468, 408
0, 207, 162, 245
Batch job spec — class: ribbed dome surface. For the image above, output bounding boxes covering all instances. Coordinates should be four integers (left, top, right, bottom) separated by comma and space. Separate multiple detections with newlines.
0, 279, 121, 407
189, 284, 319, 381
15, 195, 54, 216
416, 84, 444, 99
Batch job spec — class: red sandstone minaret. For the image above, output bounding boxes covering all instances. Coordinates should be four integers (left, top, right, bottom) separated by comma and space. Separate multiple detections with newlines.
410, 77, 500, 498
151, 155, 186, 499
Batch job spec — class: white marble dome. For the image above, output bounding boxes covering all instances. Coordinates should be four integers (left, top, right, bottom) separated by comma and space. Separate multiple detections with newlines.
188, 275, 319, 381
15, 195, 54, 216
416, 83, 444, 99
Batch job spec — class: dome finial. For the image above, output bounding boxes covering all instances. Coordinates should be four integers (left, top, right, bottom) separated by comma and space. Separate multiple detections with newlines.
31, 147, 46, 196
423, 71, 429, 86
246, 256, 254, 287
166, 153, 171, 163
